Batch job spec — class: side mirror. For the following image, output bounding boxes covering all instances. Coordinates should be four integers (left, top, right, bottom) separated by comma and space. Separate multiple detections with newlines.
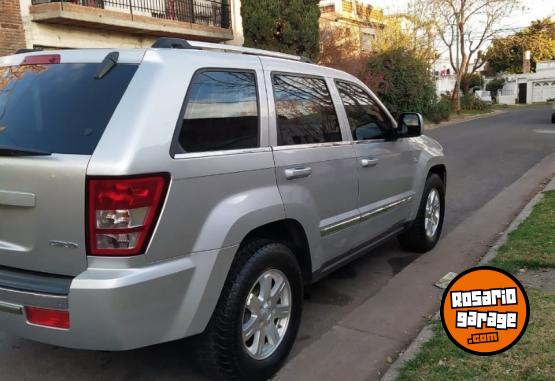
397, 113, 423, 138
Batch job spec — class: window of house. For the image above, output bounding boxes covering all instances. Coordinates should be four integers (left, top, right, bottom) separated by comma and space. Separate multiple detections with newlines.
273, 74, 342, 145
335, 81, 392, 141
178, 70, 259, 153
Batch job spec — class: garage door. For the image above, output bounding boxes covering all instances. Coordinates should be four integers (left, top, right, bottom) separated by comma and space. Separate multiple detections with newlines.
532, 81, 555, 102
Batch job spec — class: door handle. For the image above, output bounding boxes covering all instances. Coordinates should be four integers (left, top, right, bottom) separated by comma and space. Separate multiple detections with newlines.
360, 158, 379, 168
285, 167, 312, 180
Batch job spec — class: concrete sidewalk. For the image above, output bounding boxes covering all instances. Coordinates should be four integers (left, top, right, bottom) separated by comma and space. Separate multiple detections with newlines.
276, 153, 555, 381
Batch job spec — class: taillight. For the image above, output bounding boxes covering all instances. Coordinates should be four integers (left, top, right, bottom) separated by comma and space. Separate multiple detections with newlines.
25, 307, 70, 329
21, 54, 61, 65
87, 174, 169, 256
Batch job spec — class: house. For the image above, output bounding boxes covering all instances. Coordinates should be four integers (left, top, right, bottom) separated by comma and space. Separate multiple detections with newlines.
319, 0, 384, 53
498, 60, 555, 104
0, 0, 244, 56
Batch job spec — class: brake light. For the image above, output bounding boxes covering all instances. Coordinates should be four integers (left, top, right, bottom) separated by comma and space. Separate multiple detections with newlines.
25, 307, 70, 329
21, 54, 61, 65
87, 174, 169, 256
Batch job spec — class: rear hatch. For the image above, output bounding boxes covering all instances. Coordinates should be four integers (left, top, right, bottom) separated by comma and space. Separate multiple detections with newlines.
0, 52, 139, 276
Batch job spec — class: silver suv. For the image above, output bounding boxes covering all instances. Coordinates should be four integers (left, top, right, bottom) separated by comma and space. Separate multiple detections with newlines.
0, 39, 446, 380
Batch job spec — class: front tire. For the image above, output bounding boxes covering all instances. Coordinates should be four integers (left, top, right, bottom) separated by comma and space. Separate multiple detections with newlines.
398, 174, 445, 253
196, 240, 303, 381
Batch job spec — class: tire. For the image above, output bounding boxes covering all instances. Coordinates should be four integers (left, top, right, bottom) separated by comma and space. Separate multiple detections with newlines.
398, 174, 445, 253
196, 239, 303, 381
551, 113, 555, 123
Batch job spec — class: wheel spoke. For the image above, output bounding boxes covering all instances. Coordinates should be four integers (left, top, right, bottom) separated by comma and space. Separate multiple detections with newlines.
243, 316, 259, 341
271, 276, 286, 305
254, 329, 265, 356
274, 305, 290, 319
259, 275, 272, 302
265, 322, 280, 346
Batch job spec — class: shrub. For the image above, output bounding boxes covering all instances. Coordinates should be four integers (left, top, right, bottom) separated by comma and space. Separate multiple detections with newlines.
241, 0, 321, 60
362, 47, 437, 119
461, 93, 490, 111
426, 97, 452, 124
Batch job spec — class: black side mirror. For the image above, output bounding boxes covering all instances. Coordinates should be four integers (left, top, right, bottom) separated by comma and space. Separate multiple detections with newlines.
397, 112, 423, 138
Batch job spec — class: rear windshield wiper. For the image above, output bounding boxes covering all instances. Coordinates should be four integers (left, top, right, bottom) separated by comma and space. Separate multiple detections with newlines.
0, 145, 52, 156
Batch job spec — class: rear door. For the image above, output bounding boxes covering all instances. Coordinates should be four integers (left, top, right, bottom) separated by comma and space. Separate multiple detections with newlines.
334, 80, 418, 246
0, 53, 138, 276
263, 60, 359, 269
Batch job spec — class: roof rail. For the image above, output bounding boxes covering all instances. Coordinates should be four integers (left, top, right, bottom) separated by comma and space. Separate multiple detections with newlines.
188, 41, 312, 63
150, 37, 312, 63
15, 48, 43, 54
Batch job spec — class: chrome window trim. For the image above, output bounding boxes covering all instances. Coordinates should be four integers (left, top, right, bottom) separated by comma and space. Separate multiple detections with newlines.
173, 147, 272, 160
272, 141, 352, 151
320, 196, 413, 237
0, 286, 68, 310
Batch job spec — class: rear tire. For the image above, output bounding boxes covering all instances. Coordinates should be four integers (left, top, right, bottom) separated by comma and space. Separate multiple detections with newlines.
196, 239, 303, 381
398, 174, 445, 253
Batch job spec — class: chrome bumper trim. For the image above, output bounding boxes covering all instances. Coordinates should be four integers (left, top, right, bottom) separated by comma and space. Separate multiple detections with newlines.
0, 287, 68, 310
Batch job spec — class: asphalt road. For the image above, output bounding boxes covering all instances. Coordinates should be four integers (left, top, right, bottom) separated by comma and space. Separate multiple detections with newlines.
1, 105, 554, 381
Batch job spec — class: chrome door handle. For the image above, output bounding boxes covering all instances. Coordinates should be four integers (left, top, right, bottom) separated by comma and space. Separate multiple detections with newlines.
285, 167, 312, 180
360, 158, 379, 168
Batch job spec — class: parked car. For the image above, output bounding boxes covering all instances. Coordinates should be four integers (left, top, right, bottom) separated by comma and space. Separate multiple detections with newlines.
0, 38, 447, 381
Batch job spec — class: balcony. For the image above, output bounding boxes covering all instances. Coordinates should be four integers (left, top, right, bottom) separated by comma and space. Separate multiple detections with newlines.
29, 0, 234, 42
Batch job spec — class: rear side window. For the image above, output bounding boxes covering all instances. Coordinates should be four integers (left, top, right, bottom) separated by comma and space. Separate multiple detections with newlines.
272, 74, 341, 146
178, 70, 259, 153
0, 63, 137, 155
336, 81, 392, 141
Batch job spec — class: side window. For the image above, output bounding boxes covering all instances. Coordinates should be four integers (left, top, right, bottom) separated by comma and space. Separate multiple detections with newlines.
272, 74, 341, 146
336, 81, 392, 141
178, 70, 259, 153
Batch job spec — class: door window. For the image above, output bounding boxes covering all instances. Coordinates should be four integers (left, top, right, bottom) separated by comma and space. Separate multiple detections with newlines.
178, 70, 259, 153
273, 74, 341, 145
336, 81, 392, 141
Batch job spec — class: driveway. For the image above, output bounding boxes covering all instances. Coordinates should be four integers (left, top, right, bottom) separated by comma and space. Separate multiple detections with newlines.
1, 105, 554, 381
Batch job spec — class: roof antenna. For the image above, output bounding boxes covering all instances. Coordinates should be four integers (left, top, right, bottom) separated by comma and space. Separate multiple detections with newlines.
94, 51, 119, 80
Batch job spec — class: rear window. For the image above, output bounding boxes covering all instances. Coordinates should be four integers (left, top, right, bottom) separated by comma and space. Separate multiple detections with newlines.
0, 63, 137, 155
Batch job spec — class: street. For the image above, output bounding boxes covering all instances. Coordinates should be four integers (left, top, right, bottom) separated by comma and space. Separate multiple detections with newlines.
1, 105, 554, 381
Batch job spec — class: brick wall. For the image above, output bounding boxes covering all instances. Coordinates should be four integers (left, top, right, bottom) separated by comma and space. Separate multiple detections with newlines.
0, 0, 26, 56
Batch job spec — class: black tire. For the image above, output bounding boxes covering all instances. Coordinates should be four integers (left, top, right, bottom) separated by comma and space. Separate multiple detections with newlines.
398, 174, 445, 253
196, 239, 303, 381
551, 113, 555, 123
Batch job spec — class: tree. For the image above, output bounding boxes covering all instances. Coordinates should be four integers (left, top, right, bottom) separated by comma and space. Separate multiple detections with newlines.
362, 47, 437, 118
461, 72, 484, 94
486, 18, 555, 74
486, 77, 505, 103
419, 0, 520, 113
318, 26, 369, 76
241, 0, 321, 60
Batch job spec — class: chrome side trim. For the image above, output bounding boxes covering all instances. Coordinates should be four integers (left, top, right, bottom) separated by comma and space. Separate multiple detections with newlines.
0, 301, 22, 315
320, 215, 361, 237
0, 287, 68, 310
174, 147, 272, 160
320, 196, 413, 237
273, 141, 352, 151
360, 196, 413, 222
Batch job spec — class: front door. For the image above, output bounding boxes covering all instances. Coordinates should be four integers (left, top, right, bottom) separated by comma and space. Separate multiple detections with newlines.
265, 69, 359, 269
334, 80, 418, 247
518, 83, 527, 104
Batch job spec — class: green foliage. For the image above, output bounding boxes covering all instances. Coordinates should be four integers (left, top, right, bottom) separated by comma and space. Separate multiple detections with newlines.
460, 73, 484, 94
486, 77, 505, 93
460, 93, 489, 111
486, 18, 555, 74
362, 47, 438, 119
241, 0, 321, 60
426, 97, 452, 124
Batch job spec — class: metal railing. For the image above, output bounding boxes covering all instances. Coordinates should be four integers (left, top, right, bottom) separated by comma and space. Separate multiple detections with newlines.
33, 0, 232, 29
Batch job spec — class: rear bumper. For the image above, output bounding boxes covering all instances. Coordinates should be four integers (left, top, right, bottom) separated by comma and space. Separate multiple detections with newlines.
0, 245, 237, 350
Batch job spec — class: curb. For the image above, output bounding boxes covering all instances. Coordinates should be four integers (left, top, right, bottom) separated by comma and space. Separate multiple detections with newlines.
379, 175, 555, 381
426, 110, 506, 130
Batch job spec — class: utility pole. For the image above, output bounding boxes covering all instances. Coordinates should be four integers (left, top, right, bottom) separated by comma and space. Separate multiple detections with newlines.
454, 21, 460, 114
